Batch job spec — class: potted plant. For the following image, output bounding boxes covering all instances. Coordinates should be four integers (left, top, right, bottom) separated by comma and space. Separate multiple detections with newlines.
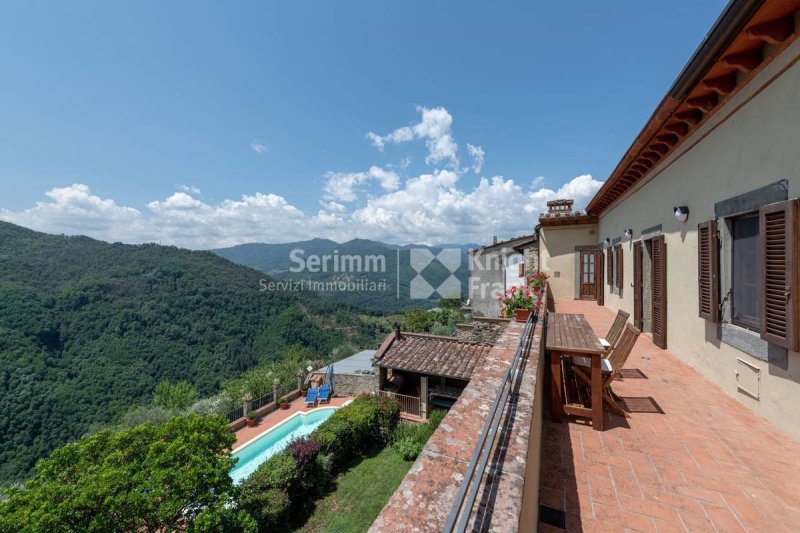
527, 271, 549, 293
246, 411, 257, 427
497, 286, 538, 322
278, 396, 289, 410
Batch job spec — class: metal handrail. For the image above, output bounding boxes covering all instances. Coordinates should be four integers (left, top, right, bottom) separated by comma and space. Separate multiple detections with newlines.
443, 293, 542, 532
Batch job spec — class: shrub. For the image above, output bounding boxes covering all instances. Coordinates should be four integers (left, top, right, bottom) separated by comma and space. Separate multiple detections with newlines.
286, 437, 321, 469
374, 395, 401, 442
238, 487, 290, 531
238, 453, 298, 530
312, 416, 356, 465
394, 435, 424, 461
309, 394, 400, 470
245, 452, 297, 491
390, 410, 447, 461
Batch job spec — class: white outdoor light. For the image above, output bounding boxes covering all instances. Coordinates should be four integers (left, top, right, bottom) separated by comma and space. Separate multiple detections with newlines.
604, 237, 611, 247
307, 365, 313, 372
624, 229, 633, 239
674, 206, 689, 222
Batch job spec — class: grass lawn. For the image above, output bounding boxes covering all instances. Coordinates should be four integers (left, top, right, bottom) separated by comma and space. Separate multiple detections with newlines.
295, 446, 412, 533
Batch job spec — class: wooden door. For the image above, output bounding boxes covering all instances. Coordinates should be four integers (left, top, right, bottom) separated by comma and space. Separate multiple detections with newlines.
651, 236, 667, 349
595, 249, 604, 306
633, 241, 643, 330
579, 250, 597, 300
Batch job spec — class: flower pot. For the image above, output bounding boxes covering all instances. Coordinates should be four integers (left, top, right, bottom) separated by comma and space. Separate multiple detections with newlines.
279, 402, 289, 410
246, 418, 256, 427
515, 308, 532, 323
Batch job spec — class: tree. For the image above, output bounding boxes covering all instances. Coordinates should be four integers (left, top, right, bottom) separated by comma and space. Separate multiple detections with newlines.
0, 415, 248, 533
153, 379, 198, 411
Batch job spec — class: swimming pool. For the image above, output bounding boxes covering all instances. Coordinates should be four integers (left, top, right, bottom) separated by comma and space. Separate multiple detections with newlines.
230, 407, 336, 484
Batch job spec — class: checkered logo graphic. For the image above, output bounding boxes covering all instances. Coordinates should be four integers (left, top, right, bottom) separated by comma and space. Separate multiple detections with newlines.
409, 247, 462, 299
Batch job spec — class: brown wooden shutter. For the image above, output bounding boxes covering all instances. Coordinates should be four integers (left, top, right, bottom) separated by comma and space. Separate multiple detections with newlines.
607, 248, 613, 286
518, 263, 525, 277
652, 235, 667, 349
759, 199, 799, 351
697, 220, 720, 322
633, 241, 643, 330
615, 244, 623, 290
596, 249, 604, 306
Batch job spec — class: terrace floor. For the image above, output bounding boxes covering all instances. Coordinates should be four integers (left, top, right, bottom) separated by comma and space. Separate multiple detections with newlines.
539, 300, 800, 533
232, 395, 352, 449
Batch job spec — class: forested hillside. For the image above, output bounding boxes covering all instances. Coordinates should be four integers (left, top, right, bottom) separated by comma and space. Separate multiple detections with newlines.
213, 239, 474, 313
0, 222, 383, 483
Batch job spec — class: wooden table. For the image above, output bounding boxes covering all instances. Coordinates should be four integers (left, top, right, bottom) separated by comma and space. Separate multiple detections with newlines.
546, 313, 606, 430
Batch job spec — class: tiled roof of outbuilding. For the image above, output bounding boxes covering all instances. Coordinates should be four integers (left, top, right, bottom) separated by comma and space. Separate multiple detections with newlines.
374, 332, 493, 380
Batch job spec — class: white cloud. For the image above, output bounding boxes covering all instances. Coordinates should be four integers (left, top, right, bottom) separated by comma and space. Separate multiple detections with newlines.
250, 140, 269, 154
178, 184, 202, 194
467, 144, 484, 173
367, 106, 459, 168
323, 166, 400, 202
0, 107, 605, 248
0, 173, 602, 248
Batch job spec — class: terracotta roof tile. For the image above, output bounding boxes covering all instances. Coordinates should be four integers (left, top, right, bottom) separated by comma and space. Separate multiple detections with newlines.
375, 333, 493, 380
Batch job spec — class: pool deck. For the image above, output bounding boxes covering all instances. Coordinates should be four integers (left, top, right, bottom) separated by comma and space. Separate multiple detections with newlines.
233, 395, 353, 448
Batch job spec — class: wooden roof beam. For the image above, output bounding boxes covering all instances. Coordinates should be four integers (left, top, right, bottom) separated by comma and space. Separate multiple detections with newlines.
675, 109, 703, 125
721, 48, 763, 73
656, 133, 679, 146
746, 17, 795, 45
686, 93, 718, 112
665, 122, 689, 136
642, 151, 661, 162
650, 143, 669, 155
631, 164, 647, 175
637, 159, 653, 169
701, 73, 737, 96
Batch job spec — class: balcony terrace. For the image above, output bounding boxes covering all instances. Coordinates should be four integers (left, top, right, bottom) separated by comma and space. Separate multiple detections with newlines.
540, 300, 800, 532
371, 294, 800, 532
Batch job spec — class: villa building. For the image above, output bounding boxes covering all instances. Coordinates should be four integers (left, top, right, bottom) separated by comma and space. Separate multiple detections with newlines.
373, 1, 800, 531
534, 0, 800, 441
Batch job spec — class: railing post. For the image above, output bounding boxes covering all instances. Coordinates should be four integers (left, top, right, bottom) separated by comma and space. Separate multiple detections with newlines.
420, 376, 429, 419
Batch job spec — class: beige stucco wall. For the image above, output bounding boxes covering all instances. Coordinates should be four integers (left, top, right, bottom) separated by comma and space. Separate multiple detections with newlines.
539, 224, 598, 300
598, 43, 800, 441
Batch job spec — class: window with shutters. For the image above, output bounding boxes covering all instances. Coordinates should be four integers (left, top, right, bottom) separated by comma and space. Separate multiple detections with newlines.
697, 220, 719, 322
615, 244, 623, 290
759, 199, 799, 352
731, 213, 760, 331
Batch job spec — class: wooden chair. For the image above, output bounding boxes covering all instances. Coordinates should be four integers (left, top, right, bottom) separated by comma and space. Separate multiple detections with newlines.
571, 323, 640, 417
599, 310, 630, 350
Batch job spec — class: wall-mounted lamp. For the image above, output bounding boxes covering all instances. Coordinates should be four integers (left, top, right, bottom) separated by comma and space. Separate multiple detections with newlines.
674, 206, 689, 222
624, 229, 633, 239
603, 237, 611, 247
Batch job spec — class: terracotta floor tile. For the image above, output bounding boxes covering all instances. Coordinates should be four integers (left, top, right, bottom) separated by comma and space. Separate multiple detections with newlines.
539, 300, 800, 532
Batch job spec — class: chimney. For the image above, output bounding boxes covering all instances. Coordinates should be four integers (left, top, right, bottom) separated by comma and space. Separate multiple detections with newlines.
394, 322, 402, 340
492, 235, 498, 245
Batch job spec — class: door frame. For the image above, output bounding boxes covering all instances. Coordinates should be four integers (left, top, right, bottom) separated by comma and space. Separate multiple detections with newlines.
577, 248, 599, 301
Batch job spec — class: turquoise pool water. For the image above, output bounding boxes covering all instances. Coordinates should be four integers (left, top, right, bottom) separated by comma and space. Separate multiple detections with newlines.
230, 407, 335, 484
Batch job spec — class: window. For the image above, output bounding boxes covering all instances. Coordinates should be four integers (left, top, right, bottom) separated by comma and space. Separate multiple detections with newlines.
731, 213, 760, 331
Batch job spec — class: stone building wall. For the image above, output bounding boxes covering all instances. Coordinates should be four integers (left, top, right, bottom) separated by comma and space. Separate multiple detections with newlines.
311, 372, 377, 397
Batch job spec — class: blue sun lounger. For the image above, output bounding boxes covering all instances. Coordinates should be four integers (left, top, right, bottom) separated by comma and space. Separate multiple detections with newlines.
318, 384, 331, 403
304, 387, 318, 407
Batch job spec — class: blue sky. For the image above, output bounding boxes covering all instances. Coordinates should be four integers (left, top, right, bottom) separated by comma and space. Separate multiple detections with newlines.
0, 1, 727, 247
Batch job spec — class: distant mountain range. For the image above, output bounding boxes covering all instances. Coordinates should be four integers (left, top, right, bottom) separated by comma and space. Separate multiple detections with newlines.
213, 239, 477, 313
